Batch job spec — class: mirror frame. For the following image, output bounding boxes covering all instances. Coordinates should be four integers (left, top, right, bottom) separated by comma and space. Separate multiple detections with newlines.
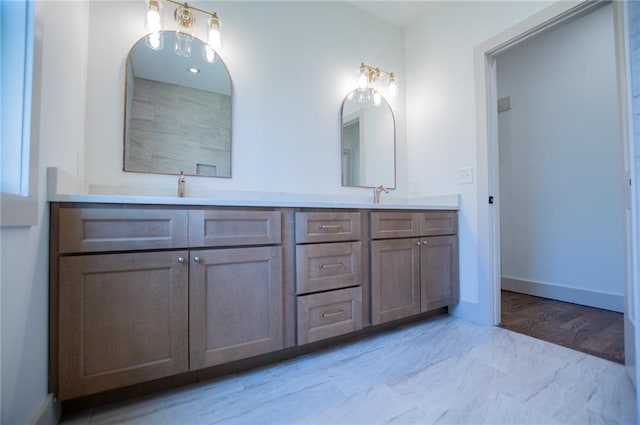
340, 90, 397, 189
123, 31, 233, 178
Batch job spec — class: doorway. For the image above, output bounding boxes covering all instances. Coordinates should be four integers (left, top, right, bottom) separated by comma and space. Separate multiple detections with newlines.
473, 0, 637, 390
493, 3, 626, 361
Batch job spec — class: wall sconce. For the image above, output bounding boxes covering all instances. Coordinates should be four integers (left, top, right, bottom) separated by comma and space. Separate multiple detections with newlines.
357, 62, 397, 106
144, 0, 223, 63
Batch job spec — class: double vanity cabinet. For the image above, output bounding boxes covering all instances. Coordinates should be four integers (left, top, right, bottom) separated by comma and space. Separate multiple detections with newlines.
49, 202, 458, 402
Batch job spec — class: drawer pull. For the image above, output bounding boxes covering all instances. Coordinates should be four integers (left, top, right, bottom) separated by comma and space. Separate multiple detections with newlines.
320, 263, 343, 269
178, 257, 185, 263
194, 256, 201, 263
321, 309, 344, 318
319, 224, 342, 230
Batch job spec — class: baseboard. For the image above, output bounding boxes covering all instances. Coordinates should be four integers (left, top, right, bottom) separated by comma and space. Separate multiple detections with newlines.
30, 394, 61, 425
501, 277, 624, 313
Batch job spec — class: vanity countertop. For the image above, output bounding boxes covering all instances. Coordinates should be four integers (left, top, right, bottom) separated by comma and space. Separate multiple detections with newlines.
47, 168, 459, 210
48, 192, 459, 210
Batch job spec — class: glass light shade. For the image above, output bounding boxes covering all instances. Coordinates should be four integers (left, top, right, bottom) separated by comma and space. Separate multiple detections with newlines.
388, 77, 397, 97
203, 44, 216, 63
175, 30, 193, 57
145, 0, 162, 33
358, 68, 368, 90
373, 91, 382, 107
207, 16, 222, 49
145, 31, 163, 50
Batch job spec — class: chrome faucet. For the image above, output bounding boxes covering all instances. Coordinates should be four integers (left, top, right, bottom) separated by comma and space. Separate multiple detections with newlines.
373, 185, 390, 204
178, 171, 186, 198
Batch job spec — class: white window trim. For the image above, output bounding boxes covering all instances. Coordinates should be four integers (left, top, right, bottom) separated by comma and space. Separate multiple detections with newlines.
1, 1, 42, 228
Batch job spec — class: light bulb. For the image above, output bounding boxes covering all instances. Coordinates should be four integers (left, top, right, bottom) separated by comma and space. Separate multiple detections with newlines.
388, 75, 397, 98
146, 10, 161, 32
373, 91, 382, 106
145, 31, 163, 50
203, 45, 216, 63
358, 67, 368, 90
207, 15, 222, 49
145, 0, 162, 33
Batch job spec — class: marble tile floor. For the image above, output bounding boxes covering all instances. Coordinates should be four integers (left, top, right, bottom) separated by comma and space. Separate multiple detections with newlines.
60, 315, 637, 425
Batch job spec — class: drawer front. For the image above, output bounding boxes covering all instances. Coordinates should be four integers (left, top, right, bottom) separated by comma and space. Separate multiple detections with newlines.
189, 210, 281, 247
370, 212, 421, 239
59, 208, 189, 253
296, 242, 361, 295
420, 212, 458, 236
295, 212, 361, 243
297, 287, 362, 345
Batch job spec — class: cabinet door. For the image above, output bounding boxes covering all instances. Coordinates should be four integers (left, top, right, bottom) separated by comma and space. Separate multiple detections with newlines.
421, 235, 459, 311
58, 251, 189, 400
371, 238, 421, 325
190, 246, 283, 369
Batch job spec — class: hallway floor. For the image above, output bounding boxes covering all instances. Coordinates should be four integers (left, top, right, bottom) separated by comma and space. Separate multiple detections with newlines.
61, 315, 636, 425
500, 290, 625, 364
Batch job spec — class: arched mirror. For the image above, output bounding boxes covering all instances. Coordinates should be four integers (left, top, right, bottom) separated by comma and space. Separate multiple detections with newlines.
124, 31, 232, 177
340, 89, 396, 188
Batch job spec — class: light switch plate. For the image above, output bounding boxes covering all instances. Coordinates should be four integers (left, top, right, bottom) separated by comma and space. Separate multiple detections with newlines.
458, 167, 473, 184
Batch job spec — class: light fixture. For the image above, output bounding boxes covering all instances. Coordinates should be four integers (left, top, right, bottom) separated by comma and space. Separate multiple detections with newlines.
144, 0, 163, 50
143, 0, 223, 60
174, 3, 195, 57
356, 63, 398, 104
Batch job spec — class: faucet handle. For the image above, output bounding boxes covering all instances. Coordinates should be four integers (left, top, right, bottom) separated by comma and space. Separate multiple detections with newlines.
373, 185, 390, 204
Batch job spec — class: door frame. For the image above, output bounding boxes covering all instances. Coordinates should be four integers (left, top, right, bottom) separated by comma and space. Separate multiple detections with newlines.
474, 0, 636, 371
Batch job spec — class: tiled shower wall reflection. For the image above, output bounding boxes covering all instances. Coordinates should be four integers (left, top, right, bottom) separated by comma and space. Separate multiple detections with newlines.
127, 78, 231, 177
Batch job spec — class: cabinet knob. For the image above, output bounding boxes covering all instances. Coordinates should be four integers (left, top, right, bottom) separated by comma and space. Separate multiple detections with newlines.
178, 257, 185, 263
194, 256, 201, 263
416, 241, 422, 246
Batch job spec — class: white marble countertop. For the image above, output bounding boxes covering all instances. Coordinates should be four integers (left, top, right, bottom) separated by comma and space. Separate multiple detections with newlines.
47, 168, 459, 210
48, 192, 458, 210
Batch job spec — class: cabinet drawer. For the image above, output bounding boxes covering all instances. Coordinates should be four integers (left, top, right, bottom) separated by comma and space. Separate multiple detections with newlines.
295, 212, 361, 243
189, 210, 281, 247
59, 207, 188, 253
296, 242, 361, 294
297, 287, 362, 345
420, 212, 458, 236
370, 212, 421, 239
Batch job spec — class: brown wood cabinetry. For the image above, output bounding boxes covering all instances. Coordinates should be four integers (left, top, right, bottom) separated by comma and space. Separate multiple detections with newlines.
371, 211, 459, 325
189, 246, 283, 369
52, 205, 285, 400
294, 212, 364, 344
371, 238, 421, 324
58, 250, 189, 400
420, 235, 459, 311
51, 203, 457, 402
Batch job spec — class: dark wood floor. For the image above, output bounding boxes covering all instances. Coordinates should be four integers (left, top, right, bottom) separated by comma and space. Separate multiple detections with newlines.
499, 290, 624, 364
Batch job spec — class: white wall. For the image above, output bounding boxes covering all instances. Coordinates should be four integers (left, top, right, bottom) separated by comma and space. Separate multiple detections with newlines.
83, 1, 407, 201
497, 4, 625, 311
405, 1, 554, 323
0, 1, 89, 424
